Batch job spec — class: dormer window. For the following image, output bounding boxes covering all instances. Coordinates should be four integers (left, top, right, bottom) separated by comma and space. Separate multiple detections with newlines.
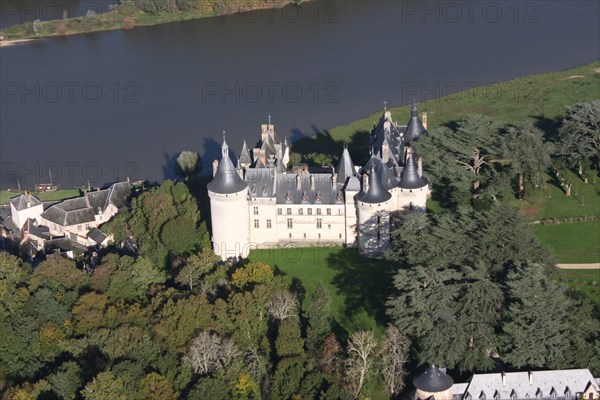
493, 391, 500, 400
550, 388, 557, 399
564, 388, 571, 398
536, 389, 543, 399
465, 393, 472, 400
480, 392, 487, 400
510, 390, 518, 400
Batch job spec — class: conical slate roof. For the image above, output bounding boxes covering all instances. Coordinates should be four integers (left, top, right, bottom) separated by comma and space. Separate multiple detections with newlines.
10, 193, 42, 211
404, 102, 428, 143
239, 140, 252, 165
357, 164, 391, 204
336, 144, 356, 183
413, 365, 454, 393
207, 136, 248, 195
398, 153, 427, 189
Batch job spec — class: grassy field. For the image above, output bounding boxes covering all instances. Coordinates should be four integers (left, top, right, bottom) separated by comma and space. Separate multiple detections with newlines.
0, 189, 81, 205
0, 0, 306, 40
514, 170, 600, 220
249, 246, 391, 338
534, 221, 600, 264
554, 269, 600, 306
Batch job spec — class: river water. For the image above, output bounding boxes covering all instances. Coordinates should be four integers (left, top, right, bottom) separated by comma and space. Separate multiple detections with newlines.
1, 0, 599, 187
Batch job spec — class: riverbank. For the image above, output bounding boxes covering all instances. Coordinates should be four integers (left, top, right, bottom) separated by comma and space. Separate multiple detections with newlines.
0, 37, 39, 47
0, 0, 312, 41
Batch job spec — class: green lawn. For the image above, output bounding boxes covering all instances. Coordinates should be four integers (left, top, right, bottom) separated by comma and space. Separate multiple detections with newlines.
249, 246, 391, 338
534, 221, 600, 263
0, 189, 81, 205
554, 269, 600, 306
513, 170, 600, 220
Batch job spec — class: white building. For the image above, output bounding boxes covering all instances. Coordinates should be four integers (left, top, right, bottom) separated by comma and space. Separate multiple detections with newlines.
10, 192, 44, 229
207, 104, 431, 260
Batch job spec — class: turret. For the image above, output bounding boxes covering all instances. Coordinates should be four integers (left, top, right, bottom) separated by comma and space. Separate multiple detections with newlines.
397, 152, 430, 212
336, 143, 356, 184
238, 140, 252, 169
356, 163, 392, 257
404, 101, 429, 144
413, 365, 454, 400
207, 134, 250, 261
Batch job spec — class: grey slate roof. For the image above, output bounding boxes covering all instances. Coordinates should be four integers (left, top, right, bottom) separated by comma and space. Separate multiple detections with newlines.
207, 138, 249, 195
336, 145, 356, 183
10, 193, 42, 210
88, 228, 108, 245
414, 366, 454, 393
398, 153, 428, 189
454, 369, 599, 400
239, 140, 252, 165
404, 102, 429, 143
357, 164, 391, 204
24, 218, 51, 240
40, 181, 130, 227
276, 173, 343, 205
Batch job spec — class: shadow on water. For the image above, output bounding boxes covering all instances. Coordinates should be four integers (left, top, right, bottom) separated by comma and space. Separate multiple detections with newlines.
291, 126, 372, 166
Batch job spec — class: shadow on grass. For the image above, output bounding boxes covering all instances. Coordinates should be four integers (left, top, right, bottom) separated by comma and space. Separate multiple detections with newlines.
325, 250, 393, 332
292, 127, 373, 166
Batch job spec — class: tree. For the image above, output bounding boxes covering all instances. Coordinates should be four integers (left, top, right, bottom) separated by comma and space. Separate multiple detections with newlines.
503, 122, 553, 199
82, 371, 128, 400
305, 152, 334, 166
106, 256, 166, 302
321, 333, 345, 386
175, 249, 220, 291
266, 289, 299, 321
305, 281, 331, 355
186, 331, 239, 375
139, 372, 177, 400
557, 100, 600, 182
275, 319, 304, 358
234, 373, 261, 400
345, 330, 376, 398
175, 150, 201, 179
501, 263, 573, 369
48, 361, 81, 400
380, 326, 409, 397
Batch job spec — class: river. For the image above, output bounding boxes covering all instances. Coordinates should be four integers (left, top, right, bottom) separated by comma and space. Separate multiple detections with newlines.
1, 0, 599, 187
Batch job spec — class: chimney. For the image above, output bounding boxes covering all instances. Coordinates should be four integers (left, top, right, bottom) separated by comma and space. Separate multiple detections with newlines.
212, 160, 219, 177
310, 175, 315, 191
422, 112, 428, 129
332, 167, 337, 187
296, 174, 301, 191
528, 371, 532, 385
502, 372, 506, 386
418, 157, 423, 177
362, 173, 369, 193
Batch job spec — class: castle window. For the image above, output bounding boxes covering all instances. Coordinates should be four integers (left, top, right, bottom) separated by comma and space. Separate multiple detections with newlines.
377, 231, 381, 241
287, 218, 293, 228
409, 202, 414, 210
299, 208, 303, 215
289, 233, 292, 238
326, 208, 331, 215
78, 225, 82, 231
318, 233, 321, 239
377, 216, 381, 225
304, 233, 306, 238
338, 208, 342, 215
328, 224, 331, 229
254, 219, 259, 228
266, 219, 272, 228
317, 208, 322, 215
253, 206, 259, 215
287, 208, 292, 215
308, 208, 312, 215
277, 208, 282, 215
317, 218, 322, 229
339, 233, 342, 239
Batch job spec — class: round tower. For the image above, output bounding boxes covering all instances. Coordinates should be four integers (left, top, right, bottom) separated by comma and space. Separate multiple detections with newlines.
207, 135, 250, 261
413, 365, 454, 400
357, 162, 392, 257
397, 152, 430, 212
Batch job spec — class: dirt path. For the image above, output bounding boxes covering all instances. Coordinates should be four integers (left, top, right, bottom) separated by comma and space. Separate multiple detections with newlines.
556, 263, 600, 269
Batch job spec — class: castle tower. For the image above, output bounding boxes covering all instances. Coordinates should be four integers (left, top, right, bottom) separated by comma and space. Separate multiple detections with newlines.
404, 101, 429, 144
337, 144, 360, 246
413, 365, 454, 400
207, 135, 250, 261
357, 164, 392, 257
238, 140, 252, 169
397, 152, 430, 212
